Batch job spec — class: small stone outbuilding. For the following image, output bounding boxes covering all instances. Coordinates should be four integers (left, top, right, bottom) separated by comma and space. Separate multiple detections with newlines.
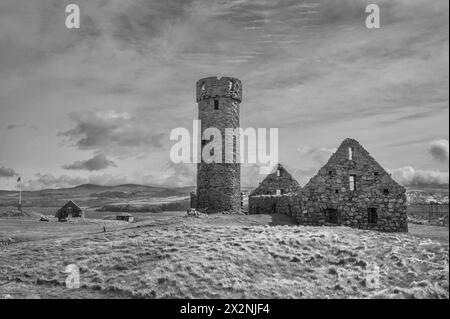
248, 164, 301, 217
116, 213, 135, 223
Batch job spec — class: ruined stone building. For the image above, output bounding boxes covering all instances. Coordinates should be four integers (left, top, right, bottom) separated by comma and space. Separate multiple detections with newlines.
189, 77, 407, 232
248, 164, 301, 216
194, 76, 242, 214
299, 138, 408, 232
249, 139, 408, 232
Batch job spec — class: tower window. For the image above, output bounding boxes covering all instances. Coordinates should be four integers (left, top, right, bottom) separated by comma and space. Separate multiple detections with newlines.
368, 208, 378, 224
348, 147, 354, 160
383, 188, 390, 195
374, 172, 379, 176
349, 175, 356, 191
214, 100, 219, 110
277, 169, 281, 177
328, 170, 333, 176
335, 189, 339, 194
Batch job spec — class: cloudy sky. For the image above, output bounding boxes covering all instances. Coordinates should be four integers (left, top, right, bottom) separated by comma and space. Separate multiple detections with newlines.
0, 0, 448, 190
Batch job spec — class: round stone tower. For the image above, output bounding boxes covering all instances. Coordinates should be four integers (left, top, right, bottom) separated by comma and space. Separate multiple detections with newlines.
196, 76, 242, 214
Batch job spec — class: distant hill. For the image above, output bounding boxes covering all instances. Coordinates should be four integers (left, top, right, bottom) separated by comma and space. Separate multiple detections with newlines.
1, 184, 195, 194
0, 184, 196, 209
1, 183, 448, 209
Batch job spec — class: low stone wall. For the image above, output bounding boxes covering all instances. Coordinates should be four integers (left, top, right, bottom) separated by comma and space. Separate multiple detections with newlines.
248, 194, 301, 217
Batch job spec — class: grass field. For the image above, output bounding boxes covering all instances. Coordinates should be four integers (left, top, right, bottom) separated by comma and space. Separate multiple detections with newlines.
0, 213, 448, 299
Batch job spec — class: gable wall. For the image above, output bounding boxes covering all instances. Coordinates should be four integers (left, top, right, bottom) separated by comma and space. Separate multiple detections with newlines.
251, 166, 300, 196
56, 202, 83, 218
298, 139, 407, 232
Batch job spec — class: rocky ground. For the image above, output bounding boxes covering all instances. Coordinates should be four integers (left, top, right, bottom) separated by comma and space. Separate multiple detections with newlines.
0, 213, 448, 299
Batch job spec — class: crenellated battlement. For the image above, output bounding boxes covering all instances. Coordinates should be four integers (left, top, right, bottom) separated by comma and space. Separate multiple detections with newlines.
196, 76, 242, 103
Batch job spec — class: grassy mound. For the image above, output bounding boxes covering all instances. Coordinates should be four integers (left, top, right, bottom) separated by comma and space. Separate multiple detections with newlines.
0, 208, 42, 219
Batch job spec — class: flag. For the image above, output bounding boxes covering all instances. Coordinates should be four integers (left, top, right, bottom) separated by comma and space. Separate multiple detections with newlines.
17, 176, 21, 183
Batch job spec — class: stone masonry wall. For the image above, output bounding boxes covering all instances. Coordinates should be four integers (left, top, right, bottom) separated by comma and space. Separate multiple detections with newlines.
251, 164, 301, 196
249, 194, 301, 217
298, 138, 408, 232
196, 77, 242, 214
249, 164, 301, 215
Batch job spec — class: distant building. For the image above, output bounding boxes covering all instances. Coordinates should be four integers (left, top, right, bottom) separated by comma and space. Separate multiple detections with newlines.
249, 139, 408, 232
116, 213, 135, 223
55, 200, 83, 222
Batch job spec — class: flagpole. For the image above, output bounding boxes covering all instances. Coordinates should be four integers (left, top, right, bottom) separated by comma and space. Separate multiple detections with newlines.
18, 176, 22, 211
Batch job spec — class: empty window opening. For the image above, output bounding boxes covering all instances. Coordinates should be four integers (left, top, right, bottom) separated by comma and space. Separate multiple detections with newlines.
328, 170, 333, 176
277, 169, 281, 177
335, 189, 339, 194
349, 175, 356, 191
348, 147, 354, 160
383, 188, 390, 195
214, 100, 219, 110
368, 208, 378, 224
201, 83, 206, 91
233, 135, 237, 162
374, 172, 379, 176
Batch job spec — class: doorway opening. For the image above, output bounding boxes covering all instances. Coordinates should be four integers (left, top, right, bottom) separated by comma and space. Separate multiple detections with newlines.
324, 208, 341, 225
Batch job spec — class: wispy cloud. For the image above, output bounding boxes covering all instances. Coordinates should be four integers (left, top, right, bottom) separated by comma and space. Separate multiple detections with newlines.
23, 172, 129, 190
5, 123, 38, 131
63, 154, 117, 171
6, 123, 26, 130
298, 146, 336, 165
429, 139, 449, 163
0, 166, 18, 178
390, 166, 449, 187
60, 110, 164, 157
